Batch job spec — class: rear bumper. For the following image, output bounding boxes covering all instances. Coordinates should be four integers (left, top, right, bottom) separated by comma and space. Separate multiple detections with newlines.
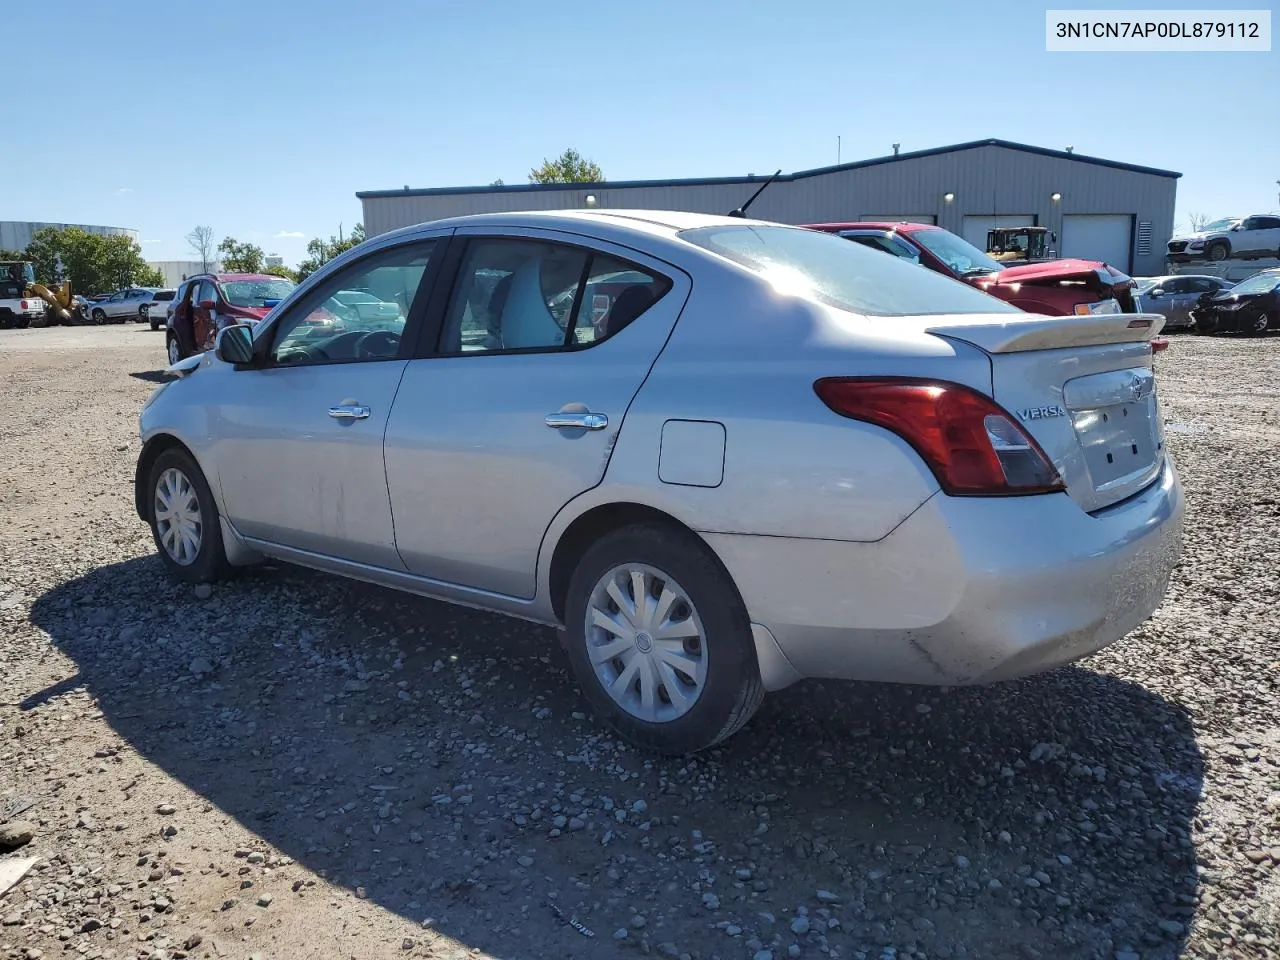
704, 456, 1184, 688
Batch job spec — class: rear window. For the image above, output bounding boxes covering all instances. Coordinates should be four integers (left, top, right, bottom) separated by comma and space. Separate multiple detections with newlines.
154, 290, 176, 301
679, 224, 1020, 317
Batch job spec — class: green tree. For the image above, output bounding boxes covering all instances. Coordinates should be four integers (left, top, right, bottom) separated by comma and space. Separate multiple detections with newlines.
23, 227, 157, 294
262, 263, 298, 282
0, 248, 26, 263
218, 237, 266, 274
528, 147, 604, 184
296, 222, 367, 281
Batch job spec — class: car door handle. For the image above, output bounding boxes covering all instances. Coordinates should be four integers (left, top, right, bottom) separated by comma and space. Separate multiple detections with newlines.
329, 403, 371, 420
545, 411, 608, 430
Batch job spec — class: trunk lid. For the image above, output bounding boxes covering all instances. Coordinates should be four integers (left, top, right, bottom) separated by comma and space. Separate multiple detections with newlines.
923, 311, 1167, 512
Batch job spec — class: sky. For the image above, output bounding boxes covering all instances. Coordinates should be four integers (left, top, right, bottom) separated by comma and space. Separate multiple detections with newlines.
6, 0, 1277, 267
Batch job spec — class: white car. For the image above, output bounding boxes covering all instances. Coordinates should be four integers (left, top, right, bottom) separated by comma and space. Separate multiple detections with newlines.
135, 210, 1184, 754
1167, 215, 1280, 263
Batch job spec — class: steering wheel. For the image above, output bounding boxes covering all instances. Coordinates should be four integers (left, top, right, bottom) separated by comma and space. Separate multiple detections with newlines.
355, 330, 401, 359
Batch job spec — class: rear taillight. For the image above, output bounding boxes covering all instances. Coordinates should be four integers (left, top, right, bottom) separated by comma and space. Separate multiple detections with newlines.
813, 377, 1066, 497
1150, 338, 1169, 354
19, 299, 29, 309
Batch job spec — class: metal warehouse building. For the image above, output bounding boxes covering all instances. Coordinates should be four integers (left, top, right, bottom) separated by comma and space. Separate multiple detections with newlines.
0, 221, 138, 252
357, 138, 1179, 278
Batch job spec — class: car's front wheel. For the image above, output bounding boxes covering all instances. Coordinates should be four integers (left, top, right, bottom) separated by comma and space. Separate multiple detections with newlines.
147, 447, 230, 583
91, 308, 106, 325
166, 332, 184, 365
1205, 241, 1229, 261
562, 523, 764, 755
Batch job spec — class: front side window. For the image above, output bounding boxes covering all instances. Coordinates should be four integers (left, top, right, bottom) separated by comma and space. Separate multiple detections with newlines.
220, 278, 295, 308
909, 228, 1004, 277
680, 224, 1019, 318
269, 241, 434, 366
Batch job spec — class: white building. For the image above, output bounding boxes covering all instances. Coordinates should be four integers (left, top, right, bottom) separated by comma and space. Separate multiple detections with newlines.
147, 260, 223, 288
1, 221, 137, 252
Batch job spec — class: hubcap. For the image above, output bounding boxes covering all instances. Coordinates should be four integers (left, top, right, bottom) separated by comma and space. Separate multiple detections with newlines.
167, 338, 180, 364
154, 467, 202, 565
585, 563, 708, 723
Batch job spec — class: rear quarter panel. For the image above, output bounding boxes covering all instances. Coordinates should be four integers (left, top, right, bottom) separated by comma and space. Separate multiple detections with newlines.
578, 268, 998, 543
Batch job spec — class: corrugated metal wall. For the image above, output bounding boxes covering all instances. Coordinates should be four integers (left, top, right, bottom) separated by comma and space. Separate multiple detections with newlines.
0, 221, 138, 252
360, 145, 1177, 276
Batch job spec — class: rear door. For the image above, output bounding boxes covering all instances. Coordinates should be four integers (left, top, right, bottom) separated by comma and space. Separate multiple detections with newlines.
384, 228, 689, 599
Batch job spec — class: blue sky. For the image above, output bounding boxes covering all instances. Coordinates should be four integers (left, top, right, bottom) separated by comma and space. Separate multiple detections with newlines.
7, 0, 1277, 266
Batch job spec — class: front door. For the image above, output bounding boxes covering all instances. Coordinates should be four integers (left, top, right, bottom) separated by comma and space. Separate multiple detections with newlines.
384, 229, 689, 599
213, 237, 442, 568
191, 279, 218, 352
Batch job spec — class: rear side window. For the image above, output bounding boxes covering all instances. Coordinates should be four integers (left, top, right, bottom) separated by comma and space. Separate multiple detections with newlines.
680, 224, 1020, 317
438, 238, 671, 354
154, 290, 176, 301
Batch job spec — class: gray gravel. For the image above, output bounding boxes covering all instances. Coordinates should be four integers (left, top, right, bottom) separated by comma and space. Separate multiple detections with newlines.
1, 323, 1278, 960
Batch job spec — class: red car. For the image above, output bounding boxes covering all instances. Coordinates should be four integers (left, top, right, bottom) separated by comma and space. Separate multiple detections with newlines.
802, 221, 1138, 316
166, 273, 297, 364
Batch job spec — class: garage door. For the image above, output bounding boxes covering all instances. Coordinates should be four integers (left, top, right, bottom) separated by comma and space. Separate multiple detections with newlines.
962, 215, 1035, 251
1061, 214, 1133, 272
861, 214, 936, 224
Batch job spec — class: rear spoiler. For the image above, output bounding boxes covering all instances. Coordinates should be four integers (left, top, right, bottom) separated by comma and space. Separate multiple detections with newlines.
924, 312, 1166, 355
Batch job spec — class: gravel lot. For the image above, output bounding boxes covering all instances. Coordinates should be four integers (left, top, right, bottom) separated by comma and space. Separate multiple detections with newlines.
1, 323, 1278, 960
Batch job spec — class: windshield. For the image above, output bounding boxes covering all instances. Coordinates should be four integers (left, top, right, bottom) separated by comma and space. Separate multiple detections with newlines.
1199, 218, 1238, 232
679, 224, 1020, 317
1228, 272, 1280, 296
912, 229, 1004, 276
3, 262, 35, 287
219, 278, 295, 307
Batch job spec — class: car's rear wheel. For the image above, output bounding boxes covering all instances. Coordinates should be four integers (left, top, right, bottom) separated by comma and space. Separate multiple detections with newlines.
147, 447, 230, 583
562, 523, 764, 755
150, 317, 161, 331
1205, 241, 1229, 262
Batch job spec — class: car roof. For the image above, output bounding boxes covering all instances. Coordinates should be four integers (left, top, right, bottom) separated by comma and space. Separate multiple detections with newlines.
211, 273, 286, 282
800, 221, 940, 233
377, 208, 783, 244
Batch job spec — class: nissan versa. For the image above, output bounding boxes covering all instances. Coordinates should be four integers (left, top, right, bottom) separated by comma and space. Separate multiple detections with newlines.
134, 210, 1185, 755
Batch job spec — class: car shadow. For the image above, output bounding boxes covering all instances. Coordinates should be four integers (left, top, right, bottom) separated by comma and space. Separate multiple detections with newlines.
129, 370, 171, 384
27, 557, 1202, 960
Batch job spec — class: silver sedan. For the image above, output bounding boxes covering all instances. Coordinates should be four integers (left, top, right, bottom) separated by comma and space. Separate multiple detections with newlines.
134, 210, 1185, 754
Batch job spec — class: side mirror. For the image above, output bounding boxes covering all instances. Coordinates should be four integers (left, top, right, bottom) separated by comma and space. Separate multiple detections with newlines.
1149, 288, 1164, 298
199, 298, 217, 310
215, 323, 255, 365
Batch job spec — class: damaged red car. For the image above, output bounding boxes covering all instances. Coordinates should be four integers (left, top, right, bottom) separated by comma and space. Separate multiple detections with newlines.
166, 273, 297, 365
803, 221, 1138, 316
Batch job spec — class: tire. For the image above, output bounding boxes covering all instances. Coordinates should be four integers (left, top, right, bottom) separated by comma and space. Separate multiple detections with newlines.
1205, 241, 1229, 262
91, 308, 106, 325
146, 447, 230, 584
562, 522, 765, 755
166, 332, 185, 365
1244, 312, 1272, 337
150, 317, 161, 331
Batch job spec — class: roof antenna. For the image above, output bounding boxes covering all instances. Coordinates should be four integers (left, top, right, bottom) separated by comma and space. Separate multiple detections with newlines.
728, 168, 783, 218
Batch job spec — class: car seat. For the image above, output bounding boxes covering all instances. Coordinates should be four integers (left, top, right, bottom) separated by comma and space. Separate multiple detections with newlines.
600, 284, 655, 338
497, 259, 566, 348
